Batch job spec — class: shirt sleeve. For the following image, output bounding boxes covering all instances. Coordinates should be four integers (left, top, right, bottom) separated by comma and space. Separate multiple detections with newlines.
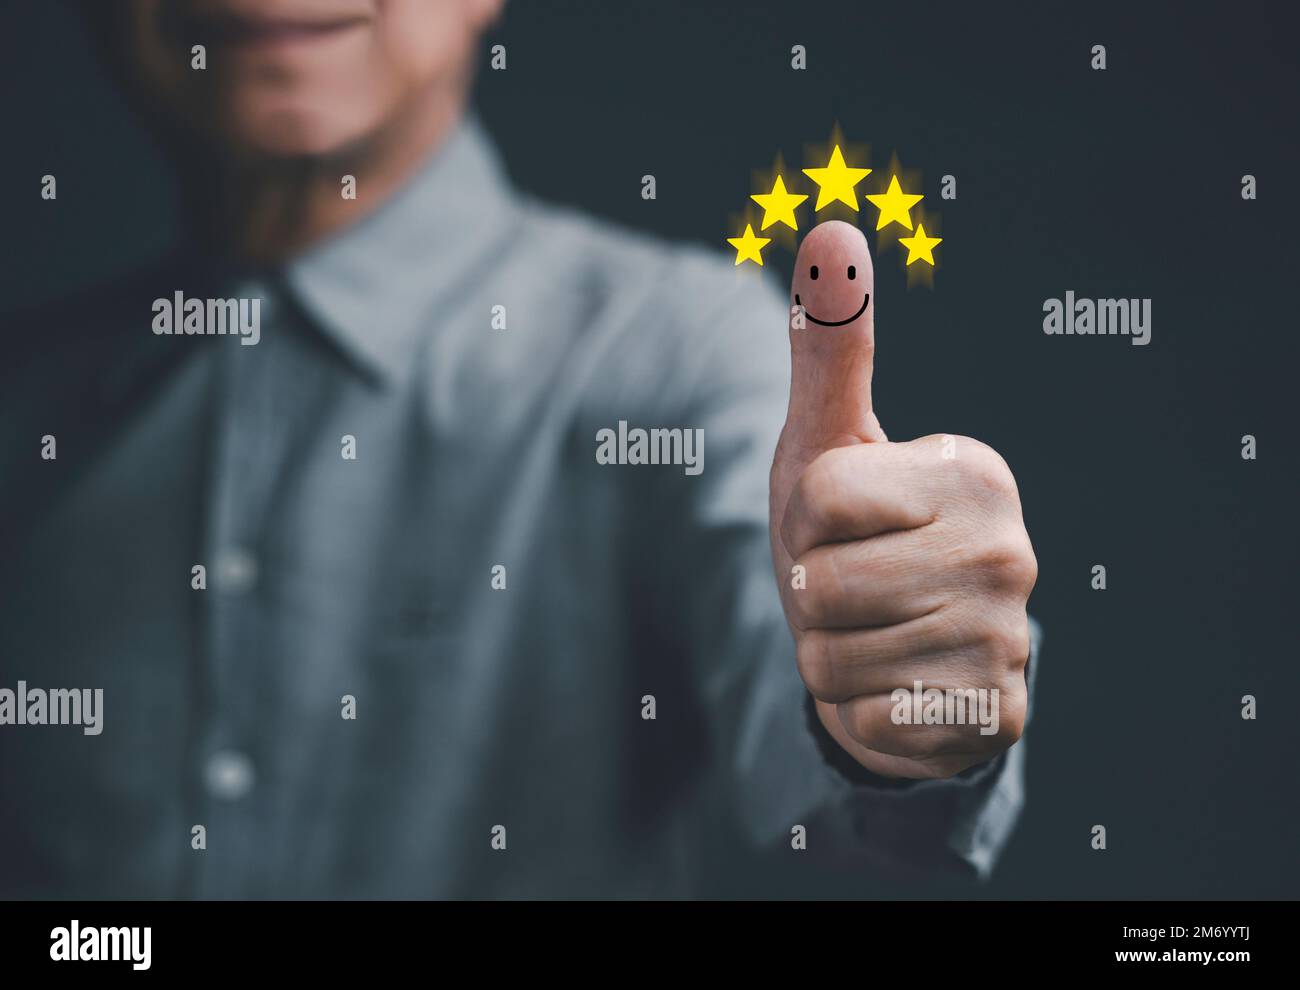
640, 254, 1038, 880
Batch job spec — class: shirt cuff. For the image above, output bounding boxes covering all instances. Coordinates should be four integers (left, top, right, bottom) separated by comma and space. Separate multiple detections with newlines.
798, 615, 1041, 878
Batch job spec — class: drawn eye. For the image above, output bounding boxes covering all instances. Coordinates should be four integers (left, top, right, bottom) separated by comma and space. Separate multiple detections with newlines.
847, 265, 856, 280
810, 265, 819, 280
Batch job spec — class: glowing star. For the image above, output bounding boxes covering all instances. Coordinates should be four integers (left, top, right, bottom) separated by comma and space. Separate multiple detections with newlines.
751, 175, 809, 231
898, 223, 942, 266
865, 175, 924, 231
801, 146, 872, 211
727, 224, 772, 266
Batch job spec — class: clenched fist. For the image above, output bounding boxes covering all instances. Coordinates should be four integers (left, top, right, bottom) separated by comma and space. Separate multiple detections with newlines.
770, 221, 1038, 781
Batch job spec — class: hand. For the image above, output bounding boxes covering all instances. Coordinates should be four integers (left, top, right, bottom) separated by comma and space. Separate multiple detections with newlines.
769, 221, 1038, 780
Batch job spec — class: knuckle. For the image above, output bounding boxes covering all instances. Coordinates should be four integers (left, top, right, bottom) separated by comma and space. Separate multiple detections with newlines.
975, 529, 1038, 595
912, 433, 952, 464
1005, 617, 1033, 667
994, 684, 1028, 748
998, 613, 1029, 660
961, 440, 1018, 499
801, 450, 855, 529
975, 616, 1030, 667
787, 567, 827, 629
1014, 539, 1040, 593
777, 508, 804, 561
799, 447, 839, 497
792, 448, 895, 559
841, 703, 878, 748
784, 482, 827, 559
1009, 542, 1039, 595
795, 630, 835, 699
986, 626, 1022, 670
787, 588, 812, 629
1001, 714, 1026, 750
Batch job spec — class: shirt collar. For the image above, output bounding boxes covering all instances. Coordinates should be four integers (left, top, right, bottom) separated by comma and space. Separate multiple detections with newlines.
281, 114, 517, 385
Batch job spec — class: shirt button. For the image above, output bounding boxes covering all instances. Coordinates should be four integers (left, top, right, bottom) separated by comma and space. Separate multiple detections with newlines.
214, 547, 258, 593
205, 750, 255, 800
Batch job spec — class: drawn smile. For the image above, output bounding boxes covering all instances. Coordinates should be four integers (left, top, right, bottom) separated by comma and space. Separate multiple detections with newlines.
794, 292, 870, 327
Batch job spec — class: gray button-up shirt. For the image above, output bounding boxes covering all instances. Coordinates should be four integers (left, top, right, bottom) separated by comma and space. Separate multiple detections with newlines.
0, 117, 1035, 898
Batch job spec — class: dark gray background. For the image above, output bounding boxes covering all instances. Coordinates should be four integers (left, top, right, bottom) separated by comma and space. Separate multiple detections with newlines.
3, 1, 1297, 898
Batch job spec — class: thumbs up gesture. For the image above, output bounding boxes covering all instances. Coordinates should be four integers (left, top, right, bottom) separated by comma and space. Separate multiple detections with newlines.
770, 221, 1038, 780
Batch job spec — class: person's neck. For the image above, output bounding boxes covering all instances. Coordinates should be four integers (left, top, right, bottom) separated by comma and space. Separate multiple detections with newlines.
180, 91, 466, 267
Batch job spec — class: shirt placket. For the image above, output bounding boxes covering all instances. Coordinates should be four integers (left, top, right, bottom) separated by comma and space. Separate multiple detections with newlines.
192, 279, 284, 899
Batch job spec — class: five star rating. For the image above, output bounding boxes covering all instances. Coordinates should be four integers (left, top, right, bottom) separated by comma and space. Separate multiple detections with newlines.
898, 224, 942, 266
751, 175, 807, 231
727, 224, 772, 266
728, 143, 939, 270
801, 146, 871, 211
865, 175, 923, 231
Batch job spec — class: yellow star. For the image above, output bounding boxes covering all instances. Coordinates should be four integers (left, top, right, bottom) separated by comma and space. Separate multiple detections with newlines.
750, 175, 808, 231
865, 175, 924, 230
801, 146, 872, 211
726, 224, 772, 266
898, 223, 942, 265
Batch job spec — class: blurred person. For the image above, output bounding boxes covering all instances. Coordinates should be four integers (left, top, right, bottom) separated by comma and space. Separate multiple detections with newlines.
0, 0, 1038, 898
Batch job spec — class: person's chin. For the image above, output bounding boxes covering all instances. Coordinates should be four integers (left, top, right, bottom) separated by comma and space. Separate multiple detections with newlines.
216, 99, 374, 158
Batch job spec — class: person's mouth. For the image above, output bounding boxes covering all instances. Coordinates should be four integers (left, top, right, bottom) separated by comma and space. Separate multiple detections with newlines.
794, 293, 870, 327
171, 10, 371, 51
